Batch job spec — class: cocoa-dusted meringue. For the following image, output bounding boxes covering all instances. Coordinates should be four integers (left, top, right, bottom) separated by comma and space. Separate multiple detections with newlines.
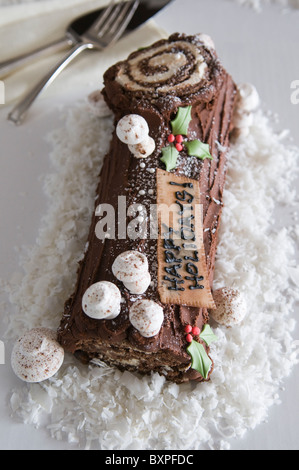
112, 250, 149, 283
129, 300, 164, 338
11, 328, 64, 383
82, 281, 121, 320
123, 271, 151, 295
129, 135, 156, 159
210, 287, 247, 327
116, 114, 149, 145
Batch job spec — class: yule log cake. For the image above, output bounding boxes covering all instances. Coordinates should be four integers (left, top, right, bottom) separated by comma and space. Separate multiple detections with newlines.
57, 33, 238, 384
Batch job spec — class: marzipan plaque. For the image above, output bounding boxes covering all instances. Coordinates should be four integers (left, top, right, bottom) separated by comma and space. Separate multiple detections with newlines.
157, 169, 216, 308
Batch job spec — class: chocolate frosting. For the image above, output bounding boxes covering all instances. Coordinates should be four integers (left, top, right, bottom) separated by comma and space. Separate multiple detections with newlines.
58, 34, 237, 383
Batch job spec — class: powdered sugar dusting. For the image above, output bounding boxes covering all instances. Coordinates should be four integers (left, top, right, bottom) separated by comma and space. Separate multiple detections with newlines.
3, 96, 299, 450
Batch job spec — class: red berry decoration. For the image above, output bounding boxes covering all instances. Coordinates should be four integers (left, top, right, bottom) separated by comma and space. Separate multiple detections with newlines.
176, 135, 184, 144
186, 334, 193, 343
175, 143, 183, 152
192, 326, 200, 336
184, 325, 192, 334
168, 134, 175, 143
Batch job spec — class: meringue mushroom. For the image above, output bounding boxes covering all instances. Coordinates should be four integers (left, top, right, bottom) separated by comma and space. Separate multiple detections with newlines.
128, 135, 156, 159
210, 287, 247, 327
123, 271, 152, 295
232, 83, 260, 137
116, 114, 155, 159
11, 328, 64, 383
112, 251, 152, 295
129, 300, 164, 338
82, 281, 121, 320
112, 250, 149, 283
237, 83, 260, 113
116, 114, 149, 145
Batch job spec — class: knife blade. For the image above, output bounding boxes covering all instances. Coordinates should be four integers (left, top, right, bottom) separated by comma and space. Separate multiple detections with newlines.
72, 0, 171, 35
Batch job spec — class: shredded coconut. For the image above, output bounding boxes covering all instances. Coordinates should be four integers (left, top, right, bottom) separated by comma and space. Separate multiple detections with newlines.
3, 96, 299, 450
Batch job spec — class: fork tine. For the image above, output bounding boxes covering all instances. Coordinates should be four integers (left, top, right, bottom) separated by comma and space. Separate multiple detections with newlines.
88, 0, 118, 35
106, 0, 139, 37
101, 0, 139, 45
97, 2, 125, 38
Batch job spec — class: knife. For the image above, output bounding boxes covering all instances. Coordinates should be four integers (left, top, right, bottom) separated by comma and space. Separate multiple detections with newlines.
0, 0, 171, 79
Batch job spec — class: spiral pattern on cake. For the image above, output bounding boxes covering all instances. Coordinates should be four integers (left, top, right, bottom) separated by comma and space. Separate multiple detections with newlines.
116, 38, 208, 96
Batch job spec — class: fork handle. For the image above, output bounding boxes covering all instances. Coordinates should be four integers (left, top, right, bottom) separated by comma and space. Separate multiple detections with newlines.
0, 36, 74, 79
8, 43, 92, 125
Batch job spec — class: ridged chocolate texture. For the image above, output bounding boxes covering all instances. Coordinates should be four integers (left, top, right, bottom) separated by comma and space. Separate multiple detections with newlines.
58, 33, 237, 383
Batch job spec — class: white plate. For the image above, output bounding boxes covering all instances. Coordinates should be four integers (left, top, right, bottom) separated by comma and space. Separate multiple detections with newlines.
0, 0, 299, 451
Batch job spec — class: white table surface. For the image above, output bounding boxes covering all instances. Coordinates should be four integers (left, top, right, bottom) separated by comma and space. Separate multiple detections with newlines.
0, 0, 298, 451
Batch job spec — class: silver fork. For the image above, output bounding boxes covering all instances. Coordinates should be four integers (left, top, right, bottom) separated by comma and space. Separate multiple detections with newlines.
8, 0, 139, 125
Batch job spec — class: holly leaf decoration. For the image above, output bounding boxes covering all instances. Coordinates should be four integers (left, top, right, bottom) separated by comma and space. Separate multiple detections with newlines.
160, 145, 179, 171
185, 140, 213, 161
199, 324, 218, 346
187, 340, 212, 379
171, 106, 192, 136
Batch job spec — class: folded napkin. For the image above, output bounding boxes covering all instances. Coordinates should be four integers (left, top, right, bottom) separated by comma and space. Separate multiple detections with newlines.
0, 0, 116, 57
0, 0, 167, 105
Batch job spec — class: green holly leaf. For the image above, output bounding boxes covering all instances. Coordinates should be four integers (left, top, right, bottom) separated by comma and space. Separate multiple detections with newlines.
185, 140, 213, 161
186, 340, 213, 379
160, 145, 179, 171
171, 106, 192, 136
199, 324, 218, 346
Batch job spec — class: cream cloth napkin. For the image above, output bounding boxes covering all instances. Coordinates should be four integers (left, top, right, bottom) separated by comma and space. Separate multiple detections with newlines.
0, 0, 167, 105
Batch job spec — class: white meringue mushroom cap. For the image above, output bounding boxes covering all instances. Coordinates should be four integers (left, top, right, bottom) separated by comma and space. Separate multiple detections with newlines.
112, 250, 149, 282
210, 287, 247, 327
82, 281, 121, 320
129, 300, 164, 338
116, 114, 149, 145
128, 135, 156, 159
11, 328, 64, 383
237, 83, 260, 113
124, 272, 151, 295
